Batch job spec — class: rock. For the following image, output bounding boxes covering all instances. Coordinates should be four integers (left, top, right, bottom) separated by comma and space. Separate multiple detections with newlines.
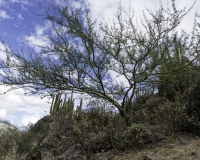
42, 151, 54, 160
57, 143, 86, 160
149, 152, 154, 155
37, 118, 82, 160
143, 154, 155, 160
143, 153, 162, 160
107, 154, 115, 160
29, 115, 52, 134
38, 119, 65, 159
191, 150, 197, 156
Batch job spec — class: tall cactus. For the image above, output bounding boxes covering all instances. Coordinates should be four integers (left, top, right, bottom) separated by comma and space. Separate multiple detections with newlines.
50, 92, 62, 116
50, 90, 83, 118
75, 98, 82, 116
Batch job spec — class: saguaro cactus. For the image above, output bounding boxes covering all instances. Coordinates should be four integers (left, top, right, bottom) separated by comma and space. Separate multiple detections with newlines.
50, 92, 62, 116
50, 90, 83, 118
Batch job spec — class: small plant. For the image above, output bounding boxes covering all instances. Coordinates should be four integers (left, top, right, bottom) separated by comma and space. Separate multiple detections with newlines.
0, 128, 21, 160
153, 99, 187, 132
122, 123, 151, 147
17, 130, 41, 159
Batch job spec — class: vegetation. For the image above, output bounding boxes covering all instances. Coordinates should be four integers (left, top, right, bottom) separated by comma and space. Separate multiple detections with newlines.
0, 0, 200, 126
1, 88, 200, 159
50, 90, 82, 119
1, 0, 200, 159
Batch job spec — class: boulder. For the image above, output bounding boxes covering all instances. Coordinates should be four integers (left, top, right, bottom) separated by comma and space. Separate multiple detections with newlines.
37, 118, 83, 160
56, 144, 86, 160
143, 153, 162, 160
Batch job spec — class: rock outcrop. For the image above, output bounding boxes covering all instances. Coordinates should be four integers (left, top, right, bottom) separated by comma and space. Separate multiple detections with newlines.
0, 120, 17, 132
38, 119, 87, 160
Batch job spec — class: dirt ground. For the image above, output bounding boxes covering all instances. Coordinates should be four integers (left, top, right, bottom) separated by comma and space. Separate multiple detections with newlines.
93, 132, 200, 160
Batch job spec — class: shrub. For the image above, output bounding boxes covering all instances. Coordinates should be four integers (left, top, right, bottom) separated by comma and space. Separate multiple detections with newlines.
187, 81, 200, 121
153, 99, 187, 132
0, 128, 22, 160
129, 94, 152, 123
138, 95, 189, 132
133, 95, 168, 124
71, 107, 119, 152
122, 123, 151, 147
132, 95, 152, 111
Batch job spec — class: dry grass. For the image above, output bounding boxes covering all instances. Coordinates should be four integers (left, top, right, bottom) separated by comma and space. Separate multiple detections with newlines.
93, 133, 200, 160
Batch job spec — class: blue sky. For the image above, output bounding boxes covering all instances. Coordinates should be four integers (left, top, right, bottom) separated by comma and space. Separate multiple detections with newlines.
1, 1, 42, 49
0, 0, 199, 127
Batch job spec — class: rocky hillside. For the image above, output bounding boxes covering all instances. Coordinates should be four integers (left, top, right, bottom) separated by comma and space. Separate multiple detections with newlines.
1, 89, 200, 159
0, 120, 16, 132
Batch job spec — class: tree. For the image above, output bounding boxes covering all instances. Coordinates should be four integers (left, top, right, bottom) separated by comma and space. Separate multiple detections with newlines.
157, 35, 197, 101
0, 1, 200, 126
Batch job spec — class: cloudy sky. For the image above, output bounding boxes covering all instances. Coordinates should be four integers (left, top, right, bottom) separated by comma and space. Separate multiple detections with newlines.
0, 0, 199, 127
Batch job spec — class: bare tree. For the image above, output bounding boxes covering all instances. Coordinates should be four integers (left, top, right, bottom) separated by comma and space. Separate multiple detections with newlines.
0, 0, 199, 126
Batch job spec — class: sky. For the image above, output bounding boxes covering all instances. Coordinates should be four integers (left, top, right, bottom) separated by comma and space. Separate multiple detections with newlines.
0, 0, 199, 127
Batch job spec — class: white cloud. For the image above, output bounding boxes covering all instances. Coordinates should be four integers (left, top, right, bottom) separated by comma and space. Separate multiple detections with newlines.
21, 114, 43, 126
21, 115, 41, 126
0, 88, 25, 112
16, 97, 51, 115
18, 13, 23, 20
0, 86, 51, 126
0, 10, 13, 19
24, 23, 51, 52
86, 0, 119, 22
0, 109, 7, 119
10, 0, 19, 2
14, 23, 18, 27
0, 0, 7, 6
86, 0, 198, 33
21, 4, 28, 11
0, 42, 7, 61
85, 0, 158, 24
10, 0, 29, 5
175, 0, 200, 33
0, 0, 30, 7
0, 0, 31, 11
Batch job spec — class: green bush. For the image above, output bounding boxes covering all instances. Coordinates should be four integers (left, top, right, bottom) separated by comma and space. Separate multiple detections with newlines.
122, 123, 151, 147
153, 99, 187, 132
0, 128, 21, 160
4, 95, 200, 159
147, 97, 198, 134
133, 95, 168, 124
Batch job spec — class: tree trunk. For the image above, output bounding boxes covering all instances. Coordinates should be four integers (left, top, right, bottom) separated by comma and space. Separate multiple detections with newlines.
119, 108, 132, 126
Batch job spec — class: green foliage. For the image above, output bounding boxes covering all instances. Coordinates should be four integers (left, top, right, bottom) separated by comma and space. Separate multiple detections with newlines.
131, 95, 151, 111
143, 96, 169, 124
140, 94, 200, 133
69, 107, 151, 151
1, 1, 200, 156
176, 65, 200, 132
0, 116, 52, 160
153, 99, 187, 131
1, 0, 199, 126
1, 97, 200, 159
50, 92, 63, 117
17, 130, 42, 159
50, 90, 82, 119
157, 35, 195, 101
0, 128, 21, 160
186, 79, 200, 122
122, 124, 151, 147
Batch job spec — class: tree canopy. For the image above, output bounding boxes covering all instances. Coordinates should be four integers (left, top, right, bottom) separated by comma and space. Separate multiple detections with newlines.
0, 0, 200, 125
